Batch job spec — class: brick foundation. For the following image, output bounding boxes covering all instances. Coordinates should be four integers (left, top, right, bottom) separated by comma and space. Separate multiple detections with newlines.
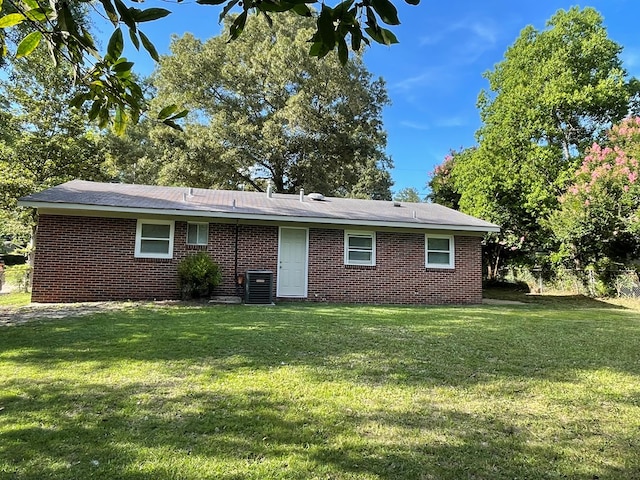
31, 215, 482, 304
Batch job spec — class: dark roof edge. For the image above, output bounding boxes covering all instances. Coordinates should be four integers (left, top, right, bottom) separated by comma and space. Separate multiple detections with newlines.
18, 200, 501, 233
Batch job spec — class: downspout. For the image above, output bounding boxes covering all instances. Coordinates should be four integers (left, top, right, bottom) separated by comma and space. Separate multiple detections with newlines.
235, 219, 245, 297
234, 220, 239, 284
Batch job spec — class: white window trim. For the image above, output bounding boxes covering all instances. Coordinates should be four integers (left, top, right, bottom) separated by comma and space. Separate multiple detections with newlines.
425, 234, 455, 269
344, 230, 376, 266
186, 222, 209, 246
135, 219, 175, 259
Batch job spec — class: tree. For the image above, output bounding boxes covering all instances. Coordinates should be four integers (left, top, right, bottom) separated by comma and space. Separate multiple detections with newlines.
102, 118, 163, 185
348, 159, 393, 200
148, 15, 392, 197
548, 117, 640, 271
427, 150, 460, 209
0, 0, 419, 131
393, 187, 422, 203
433, 7, 637, 279
148, 124, 246, 190
0, 46, 108, 245
429, 148, 527, 280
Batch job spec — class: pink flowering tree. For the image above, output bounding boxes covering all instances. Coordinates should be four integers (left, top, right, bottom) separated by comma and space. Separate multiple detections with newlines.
427, 150, 462, 210
548, 117, 640, 271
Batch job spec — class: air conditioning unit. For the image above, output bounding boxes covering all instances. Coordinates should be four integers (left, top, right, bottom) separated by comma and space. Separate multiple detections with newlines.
245, 270, 274, 305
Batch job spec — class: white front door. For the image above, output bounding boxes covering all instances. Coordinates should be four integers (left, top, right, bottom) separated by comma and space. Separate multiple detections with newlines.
277, 227, 308, 297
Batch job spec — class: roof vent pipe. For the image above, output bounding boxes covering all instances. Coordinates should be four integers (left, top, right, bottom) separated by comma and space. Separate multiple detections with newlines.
188, 187, 194, 196
300, 188, 304, 202
232, 199, 237, 209
183, 192, 187, 202
267, 184, 273, 198
412, 210, 417, 219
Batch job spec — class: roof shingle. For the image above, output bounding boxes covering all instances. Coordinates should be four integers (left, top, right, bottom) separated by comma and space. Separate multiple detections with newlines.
19, 180, 500, 232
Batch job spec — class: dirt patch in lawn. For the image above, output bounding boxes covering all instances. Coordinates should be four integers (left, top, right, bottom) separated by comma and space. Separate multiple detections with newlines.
2, 298, 528, 326
0, 301, 173, 327
482, 298, 526, 305
0, 298, 247, 327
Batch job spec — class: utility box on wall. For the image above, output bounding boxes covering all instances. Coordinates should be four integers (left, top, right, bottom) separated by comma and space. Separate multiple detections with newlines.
245, 270, 274, 305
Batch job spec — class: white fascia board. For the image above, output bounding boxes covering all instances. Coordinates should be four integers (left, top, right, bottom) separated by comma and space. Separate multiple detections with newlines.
18, 201, 501, 233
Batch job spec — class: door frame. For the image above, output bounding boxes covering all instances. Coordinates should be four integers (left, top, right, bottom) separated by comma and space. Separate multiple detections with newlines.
276, 226, 309, 298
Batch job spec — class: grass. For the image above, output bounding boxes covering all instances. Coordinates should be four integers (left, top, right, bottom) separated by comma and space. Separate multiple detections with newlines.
1, 297, 640, 479
0, 292, 31, 307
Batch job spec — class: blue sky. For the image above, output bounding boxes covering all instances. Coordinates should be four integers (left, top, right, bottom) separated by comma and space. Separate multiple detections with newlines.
112, 0, 640, 197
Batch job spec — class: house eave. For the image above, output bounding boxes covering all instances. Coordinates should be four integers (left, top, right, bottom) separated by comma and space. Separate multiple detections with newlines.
18, 200, 501, 234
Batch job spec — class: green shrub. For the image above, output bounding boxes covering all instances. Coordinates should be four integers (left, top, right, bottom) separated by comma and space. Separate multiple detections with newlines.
177, 253, 222, 300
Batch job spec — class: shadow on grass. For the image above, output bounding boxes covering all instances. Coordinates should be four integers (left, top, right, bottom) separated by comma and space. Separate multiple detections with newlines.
2, 378, 637, 479
2, 303, 640, 386
482, 287, 631, 309
2, 304, 640, 478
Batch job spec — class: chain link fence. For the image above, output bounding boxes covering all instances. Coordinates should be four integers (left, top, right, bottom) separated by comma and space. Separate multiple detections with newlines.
505, 266, 640, 298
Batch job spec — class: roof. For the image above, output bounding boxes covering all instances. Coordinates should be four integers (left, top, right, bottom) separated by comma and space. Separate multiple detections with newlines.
18, 180, 500, 233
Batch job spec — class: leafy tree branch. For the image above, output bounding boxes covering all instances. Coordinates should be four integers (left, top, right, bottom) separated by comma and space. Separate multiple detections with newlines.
0, 0, 417, 132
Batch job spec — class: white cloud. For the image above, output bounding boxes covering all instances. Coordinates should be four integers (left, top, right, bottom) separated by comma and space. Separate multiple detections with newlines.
392, 17, 502, 97
419, 33, 443, 46
469, 21, 499, 46
398, 114, 467, 131
419, 17, 500, 58
434, 116, 466, 128
392, 68, 443, 91
399, 120, 431, 130
386, 13, 512, 105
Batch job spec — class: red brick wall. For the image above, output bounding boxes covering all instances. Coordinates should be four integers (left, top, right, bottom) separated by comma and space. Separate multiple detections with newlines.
202, 223, 279, 296
32, 216, 179, 302
31, 215, 482, 304
307, 229, 482, 304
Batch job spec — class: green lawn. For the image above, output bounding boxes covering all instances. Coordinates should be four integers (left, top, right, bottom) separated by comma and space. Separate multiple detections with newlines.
1, 298, 640, 479
0, 292, 31, 307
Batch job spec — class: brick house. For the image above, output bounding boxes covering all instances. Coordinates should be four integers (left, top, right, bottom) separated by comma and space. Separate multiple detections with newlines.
18, 180, 499, 304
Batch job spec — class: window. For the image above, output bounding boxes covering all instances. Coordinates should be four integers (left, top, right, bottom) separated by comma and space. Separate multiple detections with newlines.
187, 222, 208, 245
426, 234, 454, 269
135, 220, 174, 259
344, 231, 376, 266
